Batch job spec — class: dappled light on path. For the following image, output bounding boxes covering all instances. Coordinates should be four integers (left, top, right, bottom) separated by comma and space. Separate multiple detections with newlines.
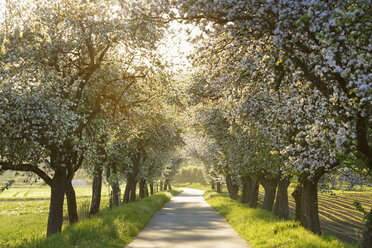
126, 188, 249, 248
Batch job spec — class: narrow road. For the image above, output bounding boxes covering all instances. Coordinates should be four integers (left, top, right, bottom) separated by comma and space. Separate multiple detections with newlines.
126, 188, 249, 248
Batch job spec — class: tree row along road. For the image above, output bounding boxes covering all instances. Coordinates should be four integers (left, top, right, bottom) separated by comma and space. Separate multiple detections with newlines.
126, 188, 249, 248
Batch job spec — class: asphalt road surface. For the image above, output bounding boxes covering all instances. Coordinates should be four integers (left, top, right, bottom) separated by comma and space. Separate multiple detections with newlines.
126, 188, 250, 248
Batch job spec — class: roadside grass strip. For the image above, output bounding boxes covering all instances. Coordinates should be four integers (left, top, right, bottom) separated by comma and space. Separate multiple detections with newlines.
30, 191, 179, 248
204, 190, 354, 248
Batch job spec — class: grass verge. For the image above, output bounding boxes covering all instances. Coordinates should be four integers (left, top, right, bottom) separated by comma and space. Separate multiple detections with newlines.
28, 191, 179, 248
204, 190, 355, 248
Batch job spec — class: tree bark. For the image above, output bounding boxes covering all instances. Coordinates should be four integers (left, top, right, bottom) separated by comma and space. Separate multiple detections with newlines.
47, 169, 66, 236
123, 178, 132, 204
240, 175, 249, 204
225, 173, 239, 200
164, 181, 168, 191
361, 207, 372, 248
261, 177, 277, 211
168, 182, 172, 190
129, 180, 136, 202
65, 180, 78, 224
160, 181, 163, 191
247, 177, 259, 208
123, 175, 137, 203
211, 181, 215, 190
89, 166, 102, 215
112, 180, 120, 206
150, 184, 154, 195
139, 180, 146, 198
273, 177, 290, 219
301, 178, 321, 235
216, 182, 221, 193
291, 184, 303, 223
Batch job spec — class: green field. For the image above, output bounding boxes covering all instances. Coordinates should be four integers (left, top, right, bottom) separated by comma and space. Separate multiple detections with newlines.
0, 184, 111, 247
278, 188, 371, 244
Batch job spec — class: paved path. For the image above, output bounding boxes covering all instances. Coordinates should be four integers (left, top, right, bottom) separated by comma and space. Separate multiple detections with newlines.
126, 188, 249, 248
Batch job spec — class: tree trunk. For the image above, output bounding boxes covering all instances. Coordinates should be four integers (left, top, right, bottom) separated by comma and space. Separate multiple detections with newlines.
139, 180, 146, 198
65, 180, 78, 224
123, 179, 131, 204
261, 177, 277, 211
241, 175, 249, 204
301, 178, 321, 235
273, 177, 290, 219
129, 180, 136, 202
145, 184, 149, 197
211, 181, 215, 190
216, 182, 221, 193
168, 182, 172, 190
160, 181, 163, 191
89, 166, 102, 215
225, 173, 239, 200
361, 207, 372, 248
247, 177, 259, 208
112, 181, 120, 206
150, 184, 154, 195
47, 169, 66, 236
291, 184, 303, 223
164, 182, 168, 191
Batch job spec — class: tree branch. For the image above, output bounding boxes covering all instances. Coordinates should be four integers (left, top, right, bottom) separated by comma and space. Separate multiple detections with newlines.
0, 162, 53, 186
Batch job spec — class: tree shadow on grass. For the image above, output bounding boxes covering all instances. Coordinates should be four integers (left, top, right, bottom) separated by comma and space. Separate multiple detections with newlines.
29, 194, 171, 248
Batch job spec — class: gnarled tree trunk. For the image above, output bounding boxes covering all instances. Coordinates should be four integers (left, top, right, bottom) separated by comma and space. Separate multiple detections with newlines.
261, 177, 277, 211
139, 179, 146, 198
89, 165, 102, 215
112, 180, 120, 206
110, 164, 120, 207
361, 207, 372, 248
150, 183, 154, 195
301, 178, 321, 235
129, 181, 137, 202
225, 173, 239, 200
247, 177, 259, 208
273, 177, 290, 219
123, 156, 140, 203
65, 180, 78, 224
240, 175, 249, 204
216, 182, 221, 193
123, 177, 133, 204
164, 181, 168, 191
291, 184, 303, 223
47, 168, 67, 236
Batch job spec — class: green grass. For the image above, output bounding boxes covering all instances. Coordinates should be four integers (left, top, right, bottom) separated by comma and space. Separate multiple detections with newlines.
173, 182, 211, 191
182, 182, 370, 244
204, 190, 355, 248
0, 190, 179, 248
0, 196, 110, 248
0, 185, 112, 200
32, 191, 178, 248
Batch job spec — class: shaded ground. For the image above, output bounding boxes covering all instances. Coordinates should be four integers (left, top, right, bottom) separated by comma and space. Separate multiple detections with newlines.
126, 188, 249, 248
